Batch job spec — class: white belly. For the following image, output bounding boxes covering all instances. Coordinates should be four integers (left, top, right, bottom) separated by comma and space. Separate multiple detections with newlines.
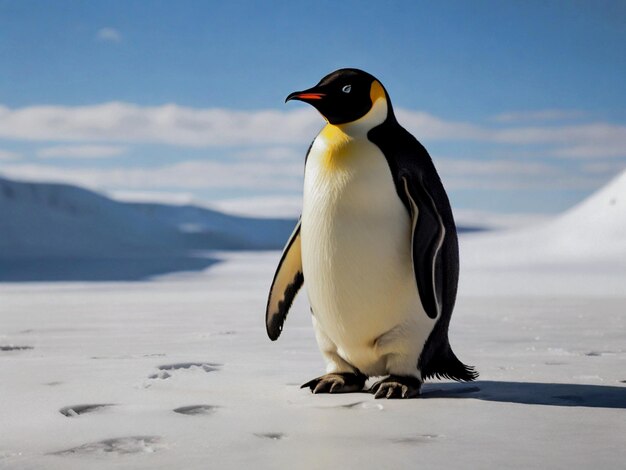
301, 127, 431, 377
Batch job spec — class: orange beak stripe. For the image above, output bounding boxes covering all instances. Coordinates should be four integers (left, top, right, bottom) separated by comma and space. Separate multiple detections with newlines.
295, 93, 325, 100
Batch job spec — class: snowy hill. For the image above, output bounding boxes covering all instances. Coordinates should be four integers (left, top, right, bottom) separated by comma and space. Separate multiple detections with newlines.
0, 177, 183, 257
549, 170, 626, 259
462, 170, 626, 268
460, 170, 626, 296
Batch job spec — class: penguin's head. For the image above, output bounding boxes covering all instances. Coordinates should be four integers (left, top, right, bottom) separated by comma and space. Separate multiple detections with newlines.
286, 68, 391, 126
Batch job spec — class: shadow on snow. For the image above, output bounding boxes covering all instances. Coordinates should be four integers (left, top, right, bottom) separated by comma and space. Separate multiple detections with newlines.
422, 381, 626, 409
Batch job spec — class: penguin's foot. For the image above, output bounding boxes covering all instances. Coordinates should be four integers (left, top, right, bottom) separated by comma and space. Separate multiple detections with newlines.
301, 372, 367, 394
369, 375, 422, 399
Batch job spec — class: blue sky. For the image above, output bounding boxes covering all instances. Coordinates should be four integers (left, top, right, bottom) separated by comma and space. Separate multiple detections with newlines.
1, 0, 625, 221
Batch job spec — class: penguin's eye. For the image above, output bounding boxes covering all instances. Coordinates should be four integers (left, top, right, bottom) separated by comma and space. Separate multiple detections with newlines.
341, 84, 352, 94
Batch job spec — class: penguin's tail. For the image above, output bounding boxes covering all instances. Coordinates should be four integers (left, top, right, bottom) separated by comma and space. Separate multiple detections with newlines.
421, 346, 478, 382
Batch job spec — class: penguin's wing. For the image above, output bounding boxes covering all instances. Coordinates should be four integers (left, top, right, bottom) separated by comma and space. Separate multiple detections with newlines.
400, 174, 446, 320
265, 219, 304, 340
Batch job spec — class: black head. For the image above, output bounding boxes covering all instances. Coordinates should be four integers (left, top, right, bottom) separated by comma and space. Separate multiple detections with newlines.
286, 68, 389, 125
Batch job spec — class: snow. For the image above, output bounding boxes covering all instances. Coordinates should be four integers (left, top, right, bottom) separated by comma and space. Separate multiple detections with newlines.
1, 172, 626, 468
460, 170, 626, 297
1, 248, 625, 469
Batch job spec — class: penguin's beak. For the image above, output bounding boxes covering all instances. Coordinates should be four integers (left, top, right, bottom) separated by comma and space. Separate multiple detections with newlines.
285, 87, 326, 103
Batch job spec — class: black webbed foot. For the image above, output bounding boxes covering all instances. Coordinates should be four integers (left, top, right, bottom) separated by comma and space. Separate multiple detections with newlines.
301, 372, 367, 394
369, 375, 422, 399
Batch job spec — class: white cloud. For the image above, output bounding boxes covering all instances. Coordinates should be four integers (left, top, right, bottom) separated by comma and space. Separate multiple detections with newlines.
0, 149, 21, 160
399, 111, 626, 152
0, 154, 580, 198
1, 102, 624, 203
0, 103, 320, 147
435, 157, 604, 191
97, 27, 122, 43
0, 102, 624, 157
437, 158, 556, 177
491, 109, 586, 123
489, 123, 626, 147
108, 190, 197, 205
581, 162, 626, 175
396, 110, 488, 141
211, 195, 303, 218
442, 173, 605, 191
454, 209, 552, 230
551, 144, 626, 159
398, 111, 626, 156
233, 146, 303, 160
0, 159, 303, 193
37, 145, 127, 159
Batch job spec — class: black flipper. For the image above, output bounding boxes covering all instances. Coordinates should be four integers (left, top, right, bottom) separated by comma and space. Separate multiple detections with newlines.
265, 220, 304, 340
399, 168, 476, 382
400, 175, 446, 320
368, 114, 477, 382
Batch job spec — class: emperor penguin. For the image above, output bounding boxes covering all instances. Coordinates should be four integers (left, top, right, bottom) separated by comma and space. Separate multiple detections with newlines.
266, 68, 477, 399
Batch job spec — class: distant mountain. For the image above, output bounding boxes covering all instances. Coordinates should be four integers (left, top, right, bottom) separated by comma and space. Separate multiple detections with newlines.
0, 176, 296, 262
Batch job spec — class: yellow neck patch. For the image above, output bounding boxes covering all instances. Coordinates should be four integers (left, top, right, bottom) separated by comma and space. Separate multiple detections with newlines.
318, 124, 352, 171
370, 80, 386, 103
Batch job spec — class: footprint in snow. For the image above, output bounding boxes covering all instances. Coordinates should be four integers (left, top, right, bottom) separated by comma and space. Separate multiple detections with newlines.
585, 350, 619, 357
585, 351, 603, 357
158, 362, 221, 372
254, 432, 285, 441
147, 362, 222, 380
321, 401, 384, 410
53, 436, 164, 456
391, 434, 441, 445
148, 371, 172, 380
0, 345, 33, 352
59, 404, 114, 417
173, 405, 218, 416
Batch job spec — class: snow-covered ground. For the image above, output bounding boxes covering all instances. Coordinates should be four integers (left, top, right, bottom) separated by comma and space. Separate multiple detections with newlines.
1, 249, 625, 470
1, 172, 626, 469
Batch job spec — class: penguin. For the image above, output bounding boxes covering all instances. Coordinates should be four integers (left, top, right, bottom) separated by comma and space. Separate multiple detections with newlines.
266, 68, 477, 399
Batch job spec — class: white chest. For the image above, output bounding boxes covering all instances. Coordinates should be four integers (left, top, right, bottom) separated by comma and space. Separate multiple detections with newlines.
301, 125, 421, 357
